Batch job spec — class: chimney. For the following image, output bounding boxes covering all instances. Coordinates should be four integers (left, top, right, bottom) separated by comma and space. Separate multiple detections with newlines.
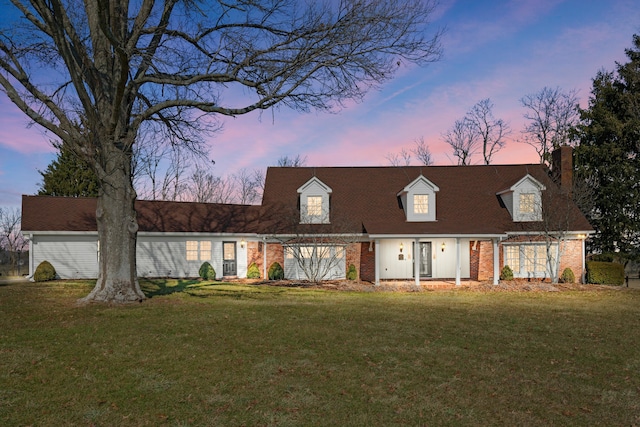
551, 146, 573, 193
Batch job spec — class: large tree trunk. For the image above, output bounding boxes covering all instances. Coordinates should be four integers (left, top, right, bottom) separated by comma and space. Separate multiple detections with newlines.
79, 145, 145, 304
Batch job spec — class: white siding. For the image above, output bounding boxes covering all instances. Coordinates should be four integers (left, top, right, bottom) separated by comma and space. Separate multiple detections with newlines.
32, 235, 99, 279
378, 238, 470, 280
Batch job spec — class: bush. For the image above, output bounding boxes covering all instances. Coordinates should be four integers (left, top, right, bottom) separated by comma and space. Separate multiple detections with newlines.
590, 253, 615, 262
560, 268, 575, 284
268, 262, 284, 280
586, 261, 624, 285
500, 265, 514, 281
199, 262, 216, 280
34, 261, 56, 282
247, 262, 261, 279
346, 264, 357, 280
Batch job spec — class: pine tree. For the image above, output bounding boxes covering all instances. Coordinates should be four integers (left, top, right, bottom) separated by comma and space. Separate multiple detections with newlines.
574, 35, 640, 258
38, 147, 100, 197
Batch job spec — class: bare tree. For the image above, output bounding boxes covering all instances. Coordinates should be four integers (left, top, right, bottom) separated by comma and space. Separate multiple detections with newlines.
442, 118, 478, 165
520, 87, 580, 166
385, 147, 412, 166
385, 137, 433, 166
466, 99, 510, 165
233, 168, 262, 205
0, 0, 443, 303
277, 154, 308, 167
412, 136, 433, 166
0, 207, 28, 276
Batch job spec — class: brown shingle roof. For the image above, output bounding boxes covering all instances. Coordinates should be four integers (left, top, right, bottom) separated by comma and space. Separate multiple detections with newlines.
261, 164, 593, 235
21, 196, 261, 234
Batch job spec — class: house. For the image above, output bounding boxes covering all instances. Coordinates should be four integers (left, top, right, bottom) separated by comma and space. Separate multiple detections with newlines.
22, 147, 593, 284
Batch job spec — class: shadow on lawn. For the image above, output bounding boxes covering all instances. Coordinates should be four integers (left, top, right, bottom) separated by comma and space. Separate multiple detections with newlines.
141, 279, 276, 299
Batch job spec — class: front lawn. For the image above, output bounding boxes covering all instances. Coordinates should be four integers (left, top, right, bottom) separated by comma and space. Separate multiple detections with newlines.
1, 280, 639, 426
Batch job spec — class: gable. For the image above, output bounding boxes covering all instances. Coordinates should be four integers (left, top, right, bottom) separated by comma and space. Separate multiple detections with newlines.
397, 175, 439, 222
297, 176, 332, 224
497, 174, 546, 222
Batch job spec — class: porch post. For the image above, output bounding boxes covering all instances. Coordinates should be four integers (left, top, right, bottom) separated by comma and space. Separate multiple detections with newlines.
493, 238, 500, 285
581, 237, 586, 284
374, 239, 380, 286
263, 238, 268, 280
414, 239, 420, 287
28, 234, 34, 279
455, 237, 461, 286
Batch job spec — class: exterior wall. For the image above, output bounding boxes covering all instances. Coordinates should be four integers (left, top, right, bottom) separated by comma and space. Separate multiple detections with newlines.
137, 237, 249, 279
376, 238, 471, 280
477, 240, 495, 282
346, 242, 361, 280
247, 241, 263, 279
31, 234, 99, 279
263, 241, 285, 278
499, 236, 585, 282
360, 242, 375, 282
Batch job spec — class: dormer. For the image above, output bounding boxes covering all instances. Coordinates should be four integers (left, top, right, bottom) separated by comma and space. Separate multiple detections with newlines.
297, 177, 332, 224
497, 174, 546, 222
397, 175, 439, 222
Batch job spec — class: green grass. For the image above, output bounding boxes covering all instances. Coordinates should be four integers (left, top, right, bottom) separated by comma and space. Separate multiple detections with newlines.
1, 280, 639, 426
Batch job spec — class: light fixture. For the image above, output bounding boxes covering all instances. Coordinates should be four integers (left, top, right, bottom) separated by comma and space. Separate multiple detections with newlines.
441, 242, 446, 252
399, 242, 404, 252
240, 239, 245, 249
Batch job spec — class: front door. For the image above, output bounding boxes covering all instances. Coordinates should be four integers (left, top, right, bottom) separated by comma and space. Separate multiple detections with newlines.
223, 242, 237, 276
419, 242, 432, 277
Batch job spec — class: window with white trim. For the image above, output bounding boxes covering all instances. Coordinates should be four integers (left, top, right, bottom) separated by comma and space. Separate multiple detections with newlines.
519, 193, 535, 214
307, 196, 323, 217
186, 241, 211, 261
413, 194, 429, 214
503, 243, 556, 278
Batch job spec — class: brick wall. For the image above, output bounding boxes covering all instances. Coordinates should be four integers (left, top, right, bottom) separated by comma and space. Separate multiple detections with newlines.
345, 242, 362, 280
477, 240, 495, 282
246, 241, 285, 279
360, 241, 375, 282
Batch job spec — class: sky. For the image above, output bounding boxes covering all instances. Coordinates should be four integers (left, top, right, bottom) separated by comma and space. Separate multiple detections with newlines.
1, 0, 639, 209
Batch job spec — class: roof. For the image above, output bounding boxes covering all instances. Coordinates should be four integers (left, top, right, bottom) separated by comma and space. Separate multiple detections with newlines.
21, 196, 262, 234
261, 164, 593, 235
21, 164, 593, 237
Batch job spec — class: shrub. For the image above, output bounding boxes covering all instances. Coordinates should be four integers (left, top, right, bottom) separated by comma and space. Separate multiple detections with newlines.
34, 261, 56, 282
586, 261, 624, 285
247, 262, 261, 279
268, 262, 284, 280
346, 264, 357, 280
500, 265, 514, 281
560, 267, 575, 284
590, 253, 615, 262
199, 262, 216, 280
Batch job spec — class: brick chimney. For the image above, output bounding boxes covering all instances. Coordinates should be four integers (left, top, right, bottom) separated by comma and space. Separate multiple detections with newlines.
551, 145, 573, 193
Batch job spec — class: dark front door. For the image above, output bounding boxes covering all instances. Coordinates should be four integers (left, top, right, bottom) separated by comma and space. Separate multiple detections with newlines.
223, 242, 237, 276
419, 242, 432, 277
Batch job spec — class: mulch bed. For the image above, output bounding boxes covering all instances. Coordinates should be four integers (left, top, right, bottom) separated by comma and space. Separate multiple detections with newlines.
243, 279, 626, 293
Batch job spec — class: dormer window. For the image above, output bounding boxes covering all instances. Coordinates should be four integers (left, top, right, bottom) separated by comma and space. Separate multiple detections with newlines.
519, 193, 535, 214
413, 194, 429, 214
307, 196, 323, 217
298, 177, 332, 224
497, 174, 545, 222
398, 175, 439, 222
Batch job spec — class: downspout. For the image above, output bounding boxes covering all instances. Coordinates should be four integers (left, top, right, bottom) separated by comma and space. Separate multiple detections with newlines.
374, 239, 380, 286
494, 238, 501, 285
263, 237, 267, 280
455, 238, 461, 286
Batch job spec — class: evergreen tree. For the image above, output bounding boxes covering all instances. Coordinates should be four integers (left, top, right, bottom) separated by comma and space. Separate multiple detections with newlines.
38, 147, 100, 197
574, 35, 640, 258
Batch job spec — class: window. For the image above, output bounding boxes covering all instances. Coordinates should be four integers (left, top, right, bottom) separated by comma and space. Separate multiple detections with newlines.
186, 241, 211, 261
186, 241, 199, 261
307, 196, 322, 217
413, 194, 429, 214
503, 244, 556, 278
519, 193, 535, 214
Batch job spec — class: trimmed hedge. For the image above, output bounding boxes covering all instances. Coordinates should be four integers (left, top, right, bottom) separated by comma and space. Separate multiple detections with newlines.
247, 262, 261, 279
560, 268, 575, 284
346, 264, 357, 280
34, 261, 56, 282
199, 262, 216, 280
586, 261, 624, 285
268, 262, 284, 280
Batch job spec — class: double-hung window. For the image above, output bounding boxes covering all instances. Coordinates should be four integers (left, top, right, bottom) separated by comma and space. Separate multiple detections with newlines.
186, 241, 211, 261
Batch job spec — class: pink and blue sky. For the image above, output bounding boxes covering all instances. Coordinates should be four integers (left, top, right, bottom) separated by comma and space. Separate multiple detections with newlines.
1, 0, 639, 209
